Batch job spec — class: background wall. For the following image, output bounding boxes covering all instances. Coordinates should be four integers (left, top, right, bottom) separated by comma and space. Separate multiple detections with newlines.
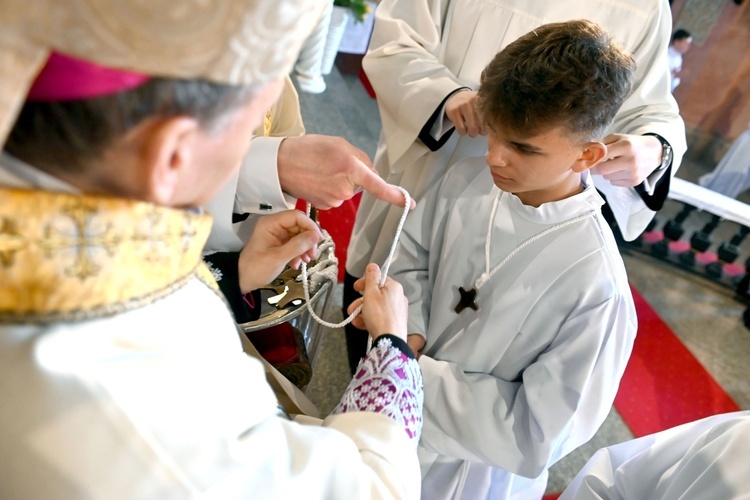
670, 0, 750, 163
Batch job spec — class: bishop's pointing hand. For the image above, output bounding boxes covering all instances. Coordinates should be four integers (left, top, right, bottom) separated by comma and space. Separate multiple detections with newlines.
277, 134, 416, 210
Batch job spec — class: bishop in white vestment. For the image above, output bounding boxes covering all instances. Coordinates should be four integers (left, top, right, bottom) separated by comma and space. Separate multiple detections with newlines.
0, 1, 425, 497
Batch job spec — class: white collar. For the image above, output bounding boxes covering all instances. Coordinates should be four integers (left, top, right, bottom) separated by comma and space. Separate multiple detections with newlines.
501, 169, 604, 225
0, 152, 80, 193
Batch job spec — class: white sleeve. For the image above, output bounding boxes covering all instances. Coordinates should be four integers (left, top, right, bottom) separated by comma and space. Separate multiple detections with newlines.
595, 2, 687, 240
560, 412, 750, 500
418, 291, 636, 479
236, 135, 297, 214
363, 0, 464, 166
20, 286, 422, 499
203, 136, 297, 253
198, 360, 422, 499
609, 3, 686, 157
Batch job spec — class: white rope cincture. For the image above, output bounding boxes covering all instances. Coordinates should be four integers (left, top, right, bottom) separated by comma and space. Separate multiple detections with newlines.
474, 190, 596, 290
300, 186, 412, 329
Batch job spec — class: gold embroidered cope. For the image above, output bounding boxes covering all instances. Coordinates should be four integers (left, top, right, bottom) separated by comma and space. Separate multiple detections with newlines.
0, 187, 217, 323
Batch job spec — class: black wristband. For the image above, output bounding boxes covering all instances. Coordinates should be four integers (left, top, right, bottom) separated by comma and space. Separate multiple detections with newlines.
374, 334, 416, 360
202, 252, 261, 323
644, 133, 673, 173
418, 87, 471, 152
633, 133, 673, 211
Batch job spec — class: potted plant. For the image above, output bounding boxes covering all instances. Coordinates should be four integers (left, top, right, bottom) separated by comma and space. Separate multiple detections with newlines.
322, 0, 373, 74
333, 0, 371, 23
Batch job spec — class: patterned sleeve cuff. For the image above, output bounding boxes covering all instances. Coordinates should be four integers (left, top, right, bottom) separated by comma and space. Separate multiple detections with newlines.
332, 337, 424, 446
375, 334, 416, 359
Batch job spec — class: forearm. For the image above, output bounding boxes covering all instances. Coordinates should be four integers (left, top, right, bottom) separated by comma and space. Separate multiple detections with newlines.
143, 346, 420, 498
333, 335, 423, 446
364, 0, 465, 161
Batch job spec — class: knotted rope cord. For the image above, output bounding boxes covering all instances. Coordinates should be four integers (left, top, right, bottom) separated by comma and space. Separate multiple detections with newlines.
300, 186, 412, 328
474, 191, 596, 290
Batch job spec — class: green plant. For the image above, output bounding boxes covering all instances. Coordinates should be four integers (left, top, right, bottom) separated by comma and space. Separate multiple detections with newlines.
334, 0, 371, 22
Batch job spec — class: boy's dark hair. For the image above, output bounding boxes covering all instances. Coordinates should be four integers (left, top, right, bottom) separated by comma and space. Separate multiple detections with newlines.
5, 78, 260, 173
477, 19, 635, 143
671, 29, 692, 42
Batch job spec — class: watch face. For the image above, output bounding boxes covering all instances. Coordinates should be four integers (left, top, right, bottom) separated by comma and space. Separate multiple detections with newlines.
661, 144, 673, 171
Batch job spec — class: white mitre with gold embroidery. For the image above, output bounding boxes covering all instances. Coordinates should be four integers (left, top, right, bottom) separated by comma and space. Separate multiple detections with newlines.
0, 0, 323, 145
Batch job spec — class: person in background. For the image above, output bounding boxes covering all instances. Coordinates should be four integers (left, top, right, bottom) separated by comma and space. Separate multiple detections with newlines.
668, 28, 693, 92
698, 121, 750, 198
294, 0, 334, 93
0, 1, 423, 498
343, 0, 686, 374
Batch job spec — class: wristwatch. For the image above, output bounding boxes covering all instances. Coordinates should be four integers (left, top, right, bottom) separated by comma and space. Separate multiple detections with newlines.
645, 133, 673, 173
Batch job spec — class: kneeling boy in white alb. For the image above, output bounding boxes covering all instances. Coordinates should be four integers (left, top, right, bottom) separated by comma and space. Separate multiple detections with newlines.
390, 20, 639, 499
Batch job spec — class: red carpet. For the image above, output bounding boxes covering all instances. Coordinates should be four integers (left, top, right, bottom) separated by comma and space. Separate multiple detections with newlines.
614, 285, 741, 437
359, 67, 377, 99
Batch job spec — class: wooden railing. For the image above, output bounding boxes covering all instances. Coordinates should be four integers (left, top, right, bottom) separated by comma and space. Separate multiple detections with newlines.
619, 178, 750, 327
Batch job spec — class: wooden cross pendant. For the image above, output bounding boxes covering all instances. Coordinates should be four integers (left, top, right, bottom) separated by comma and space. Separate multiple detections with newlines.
454, 286, 478, 314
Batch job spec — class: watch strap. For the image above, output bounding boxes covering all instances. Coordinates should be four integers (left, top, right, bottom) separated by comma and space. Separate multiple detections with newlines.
644, 133, 673, 172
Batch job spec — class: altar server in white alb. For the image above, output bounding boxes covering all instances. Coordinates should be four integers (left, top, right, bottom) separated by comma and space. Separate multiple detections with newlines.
390, 20, 638, 499
0, 1, 423, 498
561, 411, 750, 499
344, 0, 684, 371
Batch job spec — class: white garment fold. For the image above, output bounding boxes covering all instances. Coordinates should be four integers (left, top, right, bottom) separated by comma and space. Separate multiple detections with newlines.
560, 411, 750, 500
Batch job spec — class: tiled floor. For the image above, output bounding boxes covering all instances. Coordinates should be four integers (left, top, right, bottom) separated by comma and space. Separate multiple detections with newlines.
294, 66, 750, 494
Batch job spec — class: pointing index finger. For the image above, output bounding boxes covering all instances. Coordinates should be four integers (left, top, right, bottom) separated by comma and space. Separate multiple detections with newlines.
354, 166, 416, 209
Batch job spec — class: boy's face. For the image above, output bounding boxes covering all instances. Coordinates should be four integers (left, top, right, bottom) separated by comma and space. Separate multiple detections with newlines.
486, 125, 592, 207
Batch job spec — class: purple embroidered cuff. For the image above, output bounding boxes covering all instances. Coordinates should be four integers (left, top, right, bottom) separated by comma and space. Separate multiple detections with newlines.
333, 337, 423, 446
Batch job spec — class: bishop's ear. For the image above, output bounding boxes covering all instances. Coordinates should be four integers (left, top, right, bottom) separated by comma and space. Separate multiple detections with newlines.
141, 116, 200, 206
